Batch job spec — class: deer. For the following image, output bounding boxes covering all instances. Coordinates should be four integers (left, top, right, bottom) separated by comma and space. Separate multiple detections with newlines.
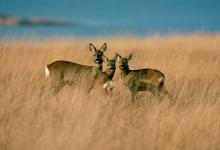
116, 53, 172, 103
91, 54, 117, 95
45, 43, 107, 94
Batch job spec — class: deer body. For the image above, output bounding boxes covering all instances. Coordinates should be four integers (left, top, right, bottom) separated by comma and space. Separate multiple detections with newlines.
117, 53, 171, 102
45, 43, 107, 93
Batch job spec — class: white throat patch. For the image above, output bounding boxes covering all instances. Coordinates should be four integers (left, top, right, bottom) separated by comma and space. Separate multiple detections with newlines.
103, 80, 114, 92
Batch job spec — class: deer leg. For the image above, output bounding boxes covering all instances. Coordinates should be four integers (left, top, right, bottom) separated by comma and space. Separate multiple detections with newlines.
144, 83, 160, 97
87, 81, 95, 94
159, 87, 173, 100
52, 80, 65, 94
151, 88, 160, 97
131, 90, 137, 103
86, 73, 99, 94
108, 90, 113, 97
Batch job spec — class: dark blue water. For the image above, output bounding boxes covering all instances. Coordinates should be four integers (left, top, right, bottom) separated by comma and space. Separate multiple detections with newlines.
0, 0, 220, 37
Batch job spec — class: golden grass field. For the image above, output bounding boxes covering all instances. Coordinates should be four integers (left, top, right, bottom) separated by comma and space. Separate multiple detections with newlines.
0, 34, 220, 150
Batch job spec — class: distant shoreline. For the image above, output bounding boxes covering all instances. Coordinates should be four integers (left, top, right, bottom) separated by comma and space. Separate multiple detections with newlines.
0, 14, 79, 26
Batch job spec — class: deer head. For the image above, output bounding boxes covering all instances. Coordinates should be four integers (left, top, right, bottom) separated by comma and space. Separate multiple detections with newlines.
117, 53, 132, 71
104, 54, 118, 73
89, 43, 107, 65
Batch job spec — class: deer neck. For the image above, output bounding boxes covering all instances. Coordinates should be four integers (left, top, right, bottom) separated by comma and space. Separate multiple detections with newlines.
92, 64, 102, 76
121, 68, 130, 78
105, 69, 115, 80
97, 64, 103, 72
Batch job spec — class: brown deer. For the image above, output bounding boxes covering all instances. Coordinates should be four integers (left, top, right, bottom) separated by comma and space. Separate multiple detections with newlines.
91, 54, 117, 95
117, 53, 172, 102
45, 43, 107, 93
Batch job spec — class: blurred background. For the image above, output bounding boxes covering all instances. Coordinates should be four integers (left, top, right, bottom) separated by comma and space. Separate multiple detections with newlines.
0, 0, 220, 38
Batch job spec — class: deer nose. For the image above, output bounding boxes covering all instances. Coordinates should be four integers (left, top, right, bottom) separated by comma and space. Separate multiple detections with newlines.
96, 58, 100, 61
110, 67, 115, 71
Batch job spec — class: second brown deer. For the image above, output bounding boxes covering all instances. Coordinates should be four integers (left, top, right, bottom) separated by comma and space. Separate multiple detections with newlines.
117, 53, 172, 102
91, 54, 117, 95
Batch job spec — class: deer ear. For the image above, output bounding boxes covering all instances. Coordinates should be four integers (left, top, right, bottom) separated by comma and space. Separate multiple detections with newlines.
115, 53, 121, 60
114, 53, 118, 60
127, 53, 133, 60
89, 43, 96, 52
104, 55, 109, 62
100, 43, 107, 52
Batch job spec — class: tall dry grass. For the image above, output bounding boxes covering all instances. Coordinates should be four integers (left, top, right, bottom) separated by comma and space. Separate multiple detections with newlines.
0, 34, 220, 150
